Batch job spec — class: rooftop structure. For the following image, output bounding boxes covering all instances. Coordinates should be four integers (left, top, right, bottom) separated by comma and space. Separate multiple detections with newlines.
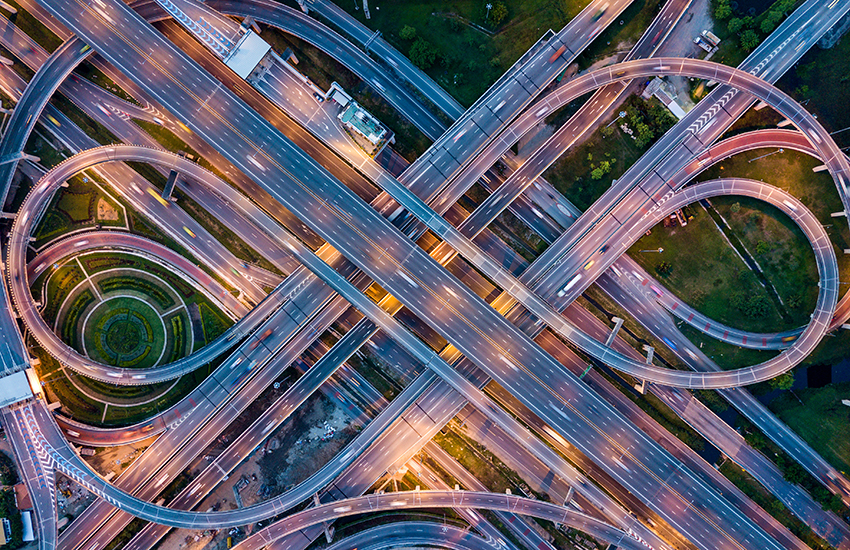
338, 101, 387, 145
223, 30, 272, 79
0, 371, 32, 408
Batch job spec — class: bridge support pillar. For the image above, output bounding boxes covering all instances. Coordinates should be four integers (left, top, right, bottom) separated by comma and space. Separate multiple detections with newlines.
777, 119, 794, 128
634, 379, 647, 394
813, 164, 829, 172
322, 522, 335, 543
604, 317, 624, 347
754, 100, 768, 111
296, 0, 308, 14
831, 211, 847, 217
162, 169, 180, 201
564, 486, 574, 506
643, 345, 654, 364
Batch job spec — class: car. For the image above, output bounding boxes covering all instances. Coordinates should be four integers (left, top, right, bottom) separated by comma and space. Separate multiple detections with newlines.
182, 226, 196, 238
312, 92, 325, 103
583, 260, 595, 270
661, 336, 678, 351
649, 284, 663, 297
599, 245, 609, 254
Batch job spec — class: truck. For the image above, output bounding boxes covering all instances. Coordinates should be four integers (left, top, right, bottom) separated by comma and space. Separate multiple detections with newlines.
701, 30, 721, 47
693, 35, 713, 53
549, 45, 566, 63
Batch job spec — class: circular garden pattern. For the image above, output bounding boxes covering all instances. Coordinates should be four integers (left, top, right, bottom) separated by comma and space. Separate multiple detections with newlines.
83, 297, 165, 368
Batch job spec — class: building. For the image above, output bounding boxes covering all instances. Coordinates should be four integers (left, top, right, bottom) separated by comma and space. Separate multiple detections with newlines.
223, 29, 272, 80
338, 101, 387, 145
13, 484, 31, 512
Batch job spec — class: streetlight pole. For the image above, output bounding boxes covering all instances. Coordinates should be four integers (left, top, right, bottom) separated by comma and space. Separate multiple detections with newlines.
748, 148, 784, 163
639, 248, 664, 253
485, 3, 492, 19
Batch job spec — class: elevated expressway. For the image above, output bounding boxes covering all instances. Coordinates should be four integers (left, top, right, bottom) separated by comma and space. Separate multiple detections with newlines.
12, 398, 646, 550
17, 1, 850, 548
131, 0, 448, 140
8, 129, 828, 550
4, 4, 840, 550
320, 522, 503, 550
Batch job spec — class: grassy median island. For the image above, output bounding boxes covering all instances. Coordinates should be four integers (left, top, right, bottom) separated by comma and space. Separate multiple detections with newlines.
27, 250, 233, 425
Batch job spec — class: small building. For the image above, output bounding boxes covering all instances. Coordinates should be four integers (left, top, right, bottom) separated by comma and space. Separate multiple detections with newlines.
0, 517, 9, 545
20, 511, 33, 542
223, 29, 272, 80
338, 101, 387, 145
642, 77, 687, 120
13, 484, 31, 511
0, 371, 32, 409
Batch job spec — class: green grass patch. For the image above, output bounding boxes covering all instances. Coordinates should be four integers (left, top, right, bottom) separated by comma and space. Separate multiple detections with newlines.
768, 381, 850, 475
41, 263, 85, 324
98, 277, 175, 309
31, 173, 125, 247
712, 196, 818, 324
544, 95, 675, 211
629, 204, 788, 332
332, 0, 590, 107
199, 302, 231, 345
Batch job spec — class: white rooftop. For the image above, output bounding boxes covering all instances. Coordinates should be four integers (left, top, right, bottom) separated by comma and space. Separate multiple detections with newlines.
224, 30, 271, 79
0, 370, 32, 408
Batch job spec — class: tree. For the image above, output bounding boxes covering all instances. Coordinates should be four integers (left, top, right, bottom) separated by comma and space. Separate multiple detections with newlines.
745, 295, 771, 318
740, 30, 760, 51
655, 261, 673, 277
600, 125, 614, 137
755, 240, 770, 255
760, 17, 776, 34
399, 25, 417, 40
409, 38, 438, 69
730, 201, 741, 213
489, 2, 508, 26
714, 0, 732, 19
727, 17, 744, 34
769, 372, 794, 391
634, 122, 654, 148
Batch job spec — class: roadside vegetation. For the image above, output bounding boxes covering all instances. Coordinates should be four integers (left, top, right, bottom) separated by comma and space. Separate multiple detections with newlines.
329, 0, 590, 106
545, 95, 676, 211
709, 0, 798, 68
257, 25, 432, 162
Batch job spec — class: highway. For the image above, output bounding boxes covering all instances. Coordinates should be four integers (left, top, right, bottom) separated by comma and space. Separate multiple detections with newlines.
22, 1, 832, 547
522, 1, 850, 312
320, 521, 502, 550
131, 0, 449, 140
0, 2, 840, 548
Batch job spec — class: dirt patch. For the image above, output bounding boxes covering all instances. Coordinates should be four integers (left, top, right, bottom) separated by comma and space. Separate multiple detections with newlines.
96, 198, 119, 221
259, 392, 356, 494
56, 473, 96, 528
83, 436, 156, 478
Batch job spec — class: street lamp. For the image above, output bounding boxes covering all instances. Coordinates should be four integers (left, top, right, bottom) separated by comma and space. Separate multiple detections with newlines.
605, 111, 627, 129
485, 3, 492, 19
639, 248, 664, 253
748, 148, 783, 163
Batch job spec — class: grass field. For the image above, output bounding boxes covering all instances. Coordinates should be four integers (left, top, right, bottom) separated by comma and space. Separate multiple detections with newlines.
544, 95, 675, 211
628, 205, 790, 332
768, 382, 850, 475
31, 174, 125, 247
